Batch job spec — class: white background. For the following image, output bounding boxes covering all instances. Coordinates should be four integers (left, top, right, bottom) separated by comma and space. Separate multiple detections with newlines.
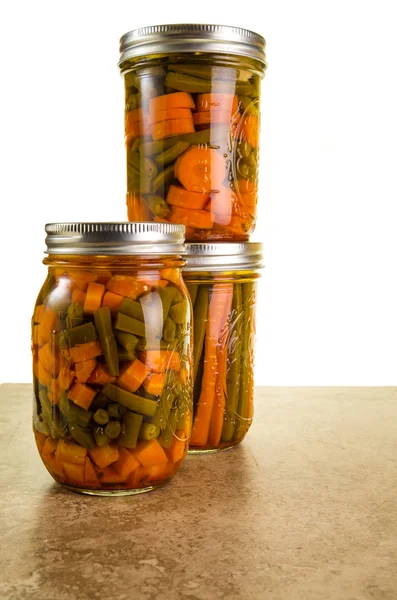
0, 0, 396, 384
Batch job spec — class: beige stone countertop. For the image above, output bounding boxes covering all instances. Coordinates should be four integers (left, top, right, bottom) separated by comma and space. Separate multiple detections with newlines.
1, 384, 396, 600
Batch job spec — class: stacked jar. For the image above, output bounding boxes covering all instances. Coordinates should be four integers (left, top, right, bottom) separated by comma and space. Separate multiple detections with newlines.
119, 25, 266, 452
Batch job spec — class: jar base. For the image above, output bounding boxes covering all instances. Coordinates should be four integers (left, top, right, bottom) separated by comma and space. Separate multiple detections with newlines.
62, 484, 162, 497
188, 440, 241, 455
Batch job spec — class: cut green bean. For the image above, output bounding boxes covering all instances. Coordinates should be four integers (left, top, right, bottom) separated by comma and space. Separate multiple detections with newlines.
163, 317, 176, 342
116, 331, 139, 354
158, 409, 178, 448
102, 384, 158, 417
193, 286, 209, 379
138, 422, 160, 441
57, 322, 97, 349
145, 195, 170, 218
165, 72, 235, 93
239, 96, 259, 116
126, 93, 140, 110
186, 284, 198, 307
105, 420, 121, 439
118, 412, 143, 448
119, 298, 144, 321
152, 164, 175, 193
94, 427, 110, 447
65, 303, 84, 329
89, 391, 109, 411
169, 300, 188, 325
107, 403, 121, 419
69, 426, 96, 450
158, 286, 176, 322
168, 64, 239, 79
93, 408, 109, 426
59, 393, 93, 428
151, 389, 175, 430
115, 312, 146, 337
94, 307, 119, 377
118, 347, 138, 362
154, 141, 189, 167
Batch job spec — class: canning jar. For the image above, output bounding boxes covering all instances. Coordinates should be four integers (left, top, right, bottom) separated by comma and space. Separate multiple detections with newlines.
32, 222, 192, 495
119, 24, 267, 242
183, 242, 262, 452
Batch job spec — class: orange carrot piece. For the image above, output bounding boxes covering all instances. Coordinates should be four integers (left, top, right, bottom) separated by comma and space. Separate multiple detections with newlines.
34, 430, 48, 453
63, 462, 85, 486
48, 378, 60, 404
96, 466, 127, 484
96, 270, 113, 285
126, 107, 143, 124
89, 445, 119, 469
165, 432, 188, 463
106, 275, 149, 300
126, 193, 152, 221
71, 288, 86, 305
133, 439, 168, 467
36, 361, 52, 387
142, 373, 165, 396
148, 107, 192, 125
151, 117, 194, 141
84, 457, 100, 486
58, 366, 75, 391
66, 340, 103, 364
38, 307, 59, 344
102, 291, 123, 315
167, 185, 210, 210
150, 91, 195, 113
87, 363, 117, 386
193, 110, 240, 126
175, 147, 226, 193
117, 359, 150, 393
145, 462, 175, 483
208, 284, 233, 447
168, 206, 214, 230
83, 282, 105, 315
56, 438, 87, 465
190, 283, 232, 446
139, 350, 180, 373
112, 447, 140, 479
159, 268, 182, 285
237, 179, 257, 194
32, 324, 39, 346
68, 382, 96, 410
196, 93, 238, 113
68, 270, 98, 291
206, 185, 234, 225
75, 358, 97, 383
33, 304, 44, 323
38, 343, 55, 375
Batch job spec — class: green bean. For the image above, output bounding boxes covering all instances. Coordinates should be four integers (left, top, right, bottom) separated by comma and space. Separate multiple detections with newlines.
127, 174, 152, 194
169, 300, 188, 325
154, 141, 189, 167
139, 126, 228, 156
105, 420, 121, 439
158, 409, 178, 448
140, 140, 166, 156
139, 422, 160, 441
239, 96, 259, 115
146, 195, 170, 218
119, 298, 144, 321
234, 282, 255, 441
186, 284, 198, 307
94, 426, 110, 447
170, 288, 183, 305
115, 312, 146, 337
94, 307, 119, 376
69, 426, 96, 450
118, 347, 138, 362
124, 71, 140, 91
158, 286, 176, 323
118, 412, 143, 448
238, 141, 253, 159
163, 317, 176, 342
107, 403, 120, 419
126, 93, 140, 110
89, 391, 109, 411
152, 164, 175, 194
93, 408, 109, 426
136, 338, 175, 352
65, 303, 84, 329
57, 322, 97, 349
59, 393, 93, 428
102, 384, 158, 416
33, 411, 50, 435
151, 387, 175, 430
221, 283, 243, 442
236, 81, 253, 96
164, 72, 229, 93
168, 64, 239, 79
192, 286, 209, 379
193, 350, 204, 412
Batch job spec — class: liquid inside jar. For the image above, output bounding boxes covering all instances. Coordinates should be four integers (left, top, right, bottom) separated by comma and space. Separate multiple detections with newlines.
122, 55, 263, 241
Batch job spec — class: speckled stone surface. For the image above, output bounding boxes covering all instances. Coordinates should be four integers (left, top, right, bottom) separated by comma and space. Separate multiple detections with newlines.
1, 384, 397, 599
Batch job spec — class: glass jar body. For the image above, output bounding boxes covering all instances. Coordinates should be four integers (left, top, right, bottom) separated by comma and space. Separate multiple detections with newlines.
32, 254, 192, 495
120, 53, 264, 242
183, 269, 258, 452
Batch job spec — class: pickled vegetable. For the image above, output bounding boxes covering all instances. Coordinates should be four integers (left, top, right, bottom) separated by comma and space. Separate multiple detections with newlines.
122, 56, 263, 240
32, 263, 192, 493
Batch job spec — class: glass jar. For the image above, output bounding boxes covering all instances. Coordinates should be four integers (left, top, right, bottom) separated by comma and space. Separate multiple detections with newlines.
32, 222, 192, 495
183, 242, 263, 452
118, 24, 267, 242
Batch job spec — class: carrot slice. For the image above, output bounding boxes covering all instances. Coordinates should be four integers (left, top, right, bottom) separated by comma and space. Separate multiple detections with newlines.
117, 359, 150, 393
133, 439, 168, 467
165, 432, 188, 463
83, 282, 105, 315
96, 466, 127, 484
89, 445, 119, 469
196, 93, 238, 113
65, 340, 103, 364
237, 179, 257, 194
63, 462, 85, 486
38, 307, 59, 345
193, 110, 240, 127
206, 185, 234, 225
126, 107, 143, 124
150, 92, 195, 113
190, 283, 232, 446
148, 107, 192, 125
142, 373, 165, 396
56, 438, 87, 465
33, 304, 44, 323
87, 363, 117, 386
139, 350, 180, 373
159, 268, 183, 285
167, 185, 210, 210
68, 270, 97, 291
208, 284, 233, 447
175, 147, 226, 193
151, 117, 194, 141
71, 288, 86, 305
36, 361, 52, 387
168, 206, 214, 230
102, 291, 123, 316
106, 275, 150, 300
68, 382, 97, 410
240, 114, 259, 149
58, 366, 75, 391
75, 358, 97, 383
112, 447, 140, 479
84, 457, 100, 486
126, 193, 152, 221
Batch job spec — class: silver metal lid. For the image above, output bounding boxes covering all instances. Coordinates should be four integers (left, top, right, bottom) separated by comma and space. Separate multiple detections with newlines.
45, 222, 185, 255
119, 24, 266, 68
184, 242, 263, 272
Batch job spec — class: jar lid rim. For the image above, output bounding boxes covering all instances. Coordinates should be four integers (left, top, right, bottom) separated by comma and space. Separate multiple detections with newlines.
44, 222, 186, 255
119, 24, 266, 68
184, 241, 263, 271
